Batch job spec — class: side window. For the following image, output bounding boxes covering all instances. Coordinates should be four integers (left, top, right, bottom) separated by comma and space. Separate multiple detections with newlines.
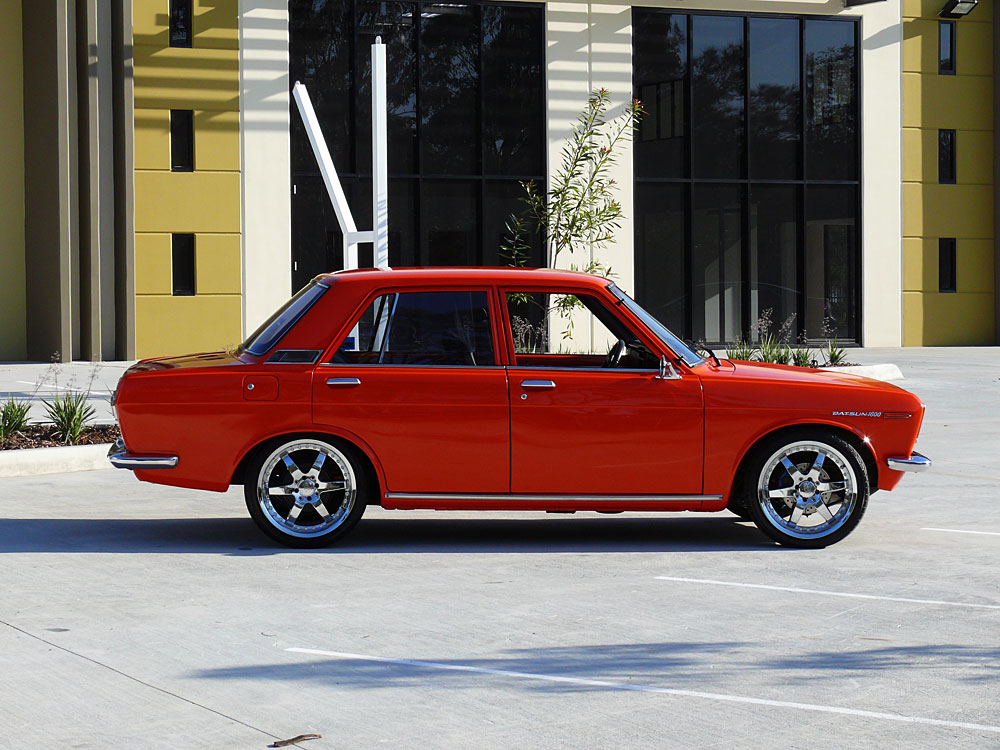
505, 291, 659, 369
334, 291, 495, 366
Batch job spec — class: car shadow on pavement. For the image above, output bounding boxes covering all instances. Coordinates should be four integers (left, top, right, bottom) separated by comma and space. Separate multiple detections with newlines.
0, 515, 777, 554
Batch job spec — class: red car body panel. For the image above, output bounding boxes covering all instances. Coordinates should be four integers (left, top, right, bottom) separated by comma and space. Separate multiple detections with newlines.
114, 267, 925, 510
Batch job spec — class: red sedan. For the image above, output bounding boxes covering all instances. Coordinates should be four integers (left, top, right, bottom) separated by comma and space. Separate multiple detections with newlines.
110, 268, 929, 548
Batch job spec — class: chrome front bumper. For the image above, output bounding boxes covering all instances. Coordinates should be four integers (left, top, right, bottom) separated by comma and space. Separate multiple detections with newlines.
107, 438, 178, 470
886, 451, 931, 473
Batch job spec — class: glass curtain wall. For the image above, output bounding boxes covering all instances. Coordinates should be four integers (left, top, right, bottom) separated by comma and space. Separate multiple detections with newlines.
289, 1, 545, 290
634, 10, 860, 344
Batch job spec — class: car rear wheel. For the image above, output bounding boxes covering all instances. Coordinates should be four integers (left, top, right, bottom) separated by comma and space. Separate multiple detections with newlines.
745, 431, 869, 548
244, 437, 368, 548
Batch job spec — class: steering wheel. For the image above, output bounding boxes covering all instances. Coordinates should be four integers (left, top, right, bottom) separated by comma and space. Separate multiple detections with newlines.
604, 338, 627, 368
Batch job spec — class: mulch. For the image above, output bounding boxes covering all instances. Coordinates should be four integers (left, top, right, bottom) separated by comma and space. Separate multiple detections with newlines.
0, 424, 121, 451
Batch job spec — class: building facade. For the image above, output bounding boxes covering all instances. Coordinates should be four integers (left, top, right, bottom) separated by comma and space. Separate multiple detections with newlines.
0, 0, 996, 360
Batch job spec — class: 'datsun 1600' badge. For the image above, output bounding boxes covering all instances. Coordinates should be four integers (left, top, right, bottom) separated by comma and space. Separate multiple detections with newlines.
833, 411, 882, 418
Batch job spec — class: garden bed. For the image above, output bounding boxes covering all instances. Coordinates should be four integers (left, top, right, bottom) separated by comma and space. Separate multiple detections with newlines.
0, 424, 121, 451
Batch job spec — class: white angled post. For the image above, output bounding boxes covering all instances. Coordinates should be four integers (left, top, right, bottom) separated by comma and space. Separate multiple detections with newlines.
371, 38, 389, 269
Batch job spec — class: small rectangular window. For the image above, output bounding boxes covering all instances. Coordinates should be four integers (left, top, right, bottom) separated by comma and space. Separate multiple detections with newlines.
939, 238, 957, 293
939, 21, 956, 75
170, 110, 194, 172
172, 233, 196, 296
938, 129, 956, 184
169, 0, 192, 48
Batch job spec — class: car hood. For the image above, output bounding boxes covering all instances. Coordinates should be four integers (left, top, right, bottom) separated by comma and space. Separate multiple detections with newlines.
720, 359, 907, 394
127, 350, 249, 373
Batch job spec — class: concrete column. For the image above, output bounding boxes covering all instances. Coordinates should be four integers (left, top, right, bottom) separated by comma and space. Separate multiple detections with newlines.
112, 0, 135, 360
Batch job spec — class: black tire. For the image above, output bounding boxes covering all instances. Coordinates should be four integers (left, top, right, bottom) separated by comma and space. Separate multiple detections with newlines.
243, 436, 369, 548
744, 429, 869, 549
727, 498, 753, 522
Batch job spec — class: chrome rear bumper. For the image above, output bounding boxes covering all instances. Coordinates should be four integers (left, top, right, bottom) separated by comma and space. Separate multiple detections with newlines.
886, 451, 931, 473
107, 438, 178, 470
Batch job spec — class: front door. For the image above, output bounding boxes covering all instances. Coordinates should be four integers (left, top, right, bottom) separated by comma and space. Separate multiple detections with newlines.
504, 290, 704, 495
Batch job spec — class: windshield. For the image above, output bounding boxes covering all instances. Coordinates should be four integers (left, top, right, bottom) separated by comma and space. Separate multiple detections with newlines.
241, 281, 328, 356
608, 284, 705, 367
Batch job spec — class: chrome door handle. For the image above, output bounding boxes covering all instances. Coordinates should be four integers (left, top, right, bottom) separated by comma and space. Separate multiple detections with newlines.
520, 380, 556, 389
326, 377, 361, 387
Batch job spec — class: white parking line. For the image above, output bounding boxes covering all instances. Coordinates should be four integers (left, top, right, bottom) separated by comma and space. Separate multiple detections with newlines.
921, 528, 1000, 537
654, 576, 1000, 610
14, 381, 78, 392
285, 647, 1000, 735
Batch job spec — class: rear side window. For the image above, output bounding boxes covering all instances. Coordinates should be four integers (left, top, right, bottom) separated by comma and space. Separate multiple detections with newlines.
334, 290, 495, 366
242, 282, 327, 356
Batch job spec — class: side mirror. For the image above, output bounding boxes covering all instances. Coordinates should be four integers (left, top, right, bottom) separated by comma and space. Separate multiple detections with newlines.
656, 355, 681, 380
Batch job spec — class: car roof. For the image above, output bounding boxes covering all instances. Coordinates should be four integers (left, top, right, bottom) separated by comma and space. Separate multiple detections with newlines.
317, 266, 614, 290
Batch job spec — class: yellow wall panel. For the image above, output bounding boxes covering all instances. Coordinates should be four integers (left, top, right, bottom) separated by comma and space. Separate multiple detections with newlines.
903, 72, 994, 130
195, 234, 242, 294
903, 183, 994, 239
902, 19, 936, 74
135, 171, 241, 233
135, 233, 173, 295
904, 0, 992, 21
902, 127, 926, 183
194, 110, 240, 171
136, 294, 243, 358
959, 238, 996, 293
134, 108, 170, 171
903, 237, 934, 292
958, 21, 994, 76
910, 292, 996, 345
133, 0, 238, 50
0, 0, 26, 360
133, 44, 239, 111
903, 128, 993, 184
902, 292, 924, 346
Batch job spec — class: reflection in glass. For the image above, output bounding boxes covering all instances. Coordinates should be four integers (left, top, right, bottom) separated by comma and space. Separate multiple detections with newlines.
633, 12, 687, 179
421, 181, 478, 265
635, 184, 687, 335
750, 186, 798, 337
805, 186, 856, 340
693, 185, 743, 343
485, 181, 544, 268
420, 4, 478, 174
482, 6, 544, 175
805, 20, 856, 180
749, 19, 800, 179
692, 15, 744, 179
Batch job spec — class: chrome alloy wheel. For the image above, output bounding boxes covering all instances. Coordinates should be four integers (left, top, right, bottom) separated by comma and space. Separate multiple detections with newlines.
256, 440, 357, 539
756, 440, 857, 540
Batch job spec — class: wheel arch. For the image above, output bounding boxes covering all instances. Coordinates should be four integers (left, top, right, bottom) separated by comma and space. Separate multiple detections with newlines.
727, 423, 878, 507
230, 430, 385, 504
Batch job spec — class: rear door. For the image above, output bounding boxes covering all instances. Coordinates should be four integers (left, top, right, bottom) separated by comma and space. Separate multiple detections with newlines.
312, 288, 510, 493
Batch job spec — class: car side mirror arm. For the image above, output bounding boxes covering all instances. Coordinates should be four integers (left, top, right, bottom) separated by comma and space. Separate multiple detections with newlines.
656, 355, 681, 380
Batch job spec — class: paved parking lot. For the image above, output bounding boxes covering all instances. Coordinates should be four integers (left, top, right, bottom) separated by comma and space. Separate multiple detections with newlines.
0, 348, 998, 749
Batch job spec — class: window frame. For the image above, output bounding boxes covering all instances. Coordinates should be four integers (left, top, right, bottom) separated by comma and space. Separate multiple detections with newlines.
322, 285, 506, 368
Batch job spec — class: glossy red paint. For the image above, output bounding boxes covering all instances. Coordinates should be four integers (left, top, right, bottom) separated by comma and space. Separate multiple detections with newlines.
113, 267, 926, 522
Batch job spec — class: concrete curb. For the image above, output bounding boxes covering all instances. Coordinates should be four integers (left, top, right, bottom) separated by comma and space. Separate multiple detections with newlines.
821, 364, 904, 381
0, 443, 113, 478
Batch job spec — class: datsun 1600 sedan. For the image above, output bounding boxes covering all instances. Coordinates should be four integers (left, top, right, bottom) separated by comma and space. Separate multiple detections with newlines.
109, 268, 930, 548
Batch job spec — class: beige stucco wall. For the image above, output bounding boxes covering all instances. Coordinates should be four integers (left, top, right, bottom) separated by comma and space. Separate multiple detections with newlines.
0, 0, 26, 360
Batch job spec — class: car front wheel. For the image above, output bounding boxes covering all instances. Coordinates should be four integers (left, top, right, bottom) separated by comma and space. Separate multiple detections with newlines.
244, 437, 368, 548
745, 431, 869, 548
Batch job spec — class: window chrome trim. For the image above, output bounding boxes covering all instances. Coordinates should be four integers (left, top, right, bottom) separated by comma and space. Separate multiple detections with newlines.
385, 492, 722, 503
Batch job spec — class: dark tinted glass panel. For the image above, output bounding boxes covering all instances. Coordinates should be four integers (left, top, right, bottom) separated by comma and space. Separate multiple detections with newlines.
384, 291, 495, 365
939, 21, 956, 74
805, 20, 857, 180
289, 0, 354, 174
939, 238, 957, 292
805, 186, 856, 339
421, 181, 478, 265
356, 3, 418, 174
749, 19, 800, 179
169, 0, 192, 47
939, 129, 956, 183
486, 181, 544, 268
420, 4, 478, 173
170, 110, 194, 172
693, 185, 742, 342
750, 185, 798, 337
387, 179, 418, 267
691, 15, 744, 179
635, 183, 687, 335
483, 6, 545, 176
171, 233, 195, 296
633, 11, 688, 179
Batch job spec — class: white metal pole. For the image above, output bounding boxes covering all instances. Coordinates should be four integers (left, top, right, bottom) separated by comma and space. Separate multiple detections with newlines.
371, 38, 389, 268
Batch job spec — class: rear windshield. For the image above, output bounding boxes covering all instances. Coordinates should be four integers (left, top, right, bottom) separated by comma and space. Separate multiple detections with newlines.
241, 281, 327, 356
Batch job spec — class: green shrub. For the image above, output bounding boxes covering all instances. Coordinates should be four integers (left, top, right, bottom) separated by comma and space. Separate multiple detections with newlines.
726, 338, 757, 361
790, 347, 814, 367
43, 392, 95, 445
821, 339, 849, 367
0, 397, 31, 440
